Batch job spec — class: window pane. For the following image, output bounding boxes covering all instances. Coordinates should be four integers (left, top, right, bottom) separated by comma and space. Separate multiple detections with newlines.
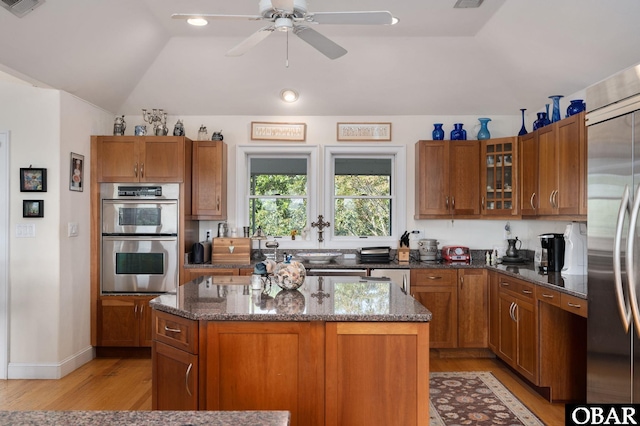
250, 198, 307, 237
334, 198, 391, 237
250, 158, 307, 196
334, 158, 391, 196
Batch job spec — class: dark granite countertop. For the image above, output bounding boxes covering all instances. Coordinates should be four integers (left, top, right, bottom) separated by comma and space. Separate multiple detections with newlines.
0, 410, 290, 426
487, 263, 587, 299
151, 275, 432, 322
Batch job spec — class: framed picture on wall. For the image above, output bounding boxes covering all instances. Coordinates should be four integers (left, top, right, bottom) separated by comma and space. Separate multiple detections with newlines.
69, 152, 84, 192
23, 200, 44, 218
20, 167, 47, 192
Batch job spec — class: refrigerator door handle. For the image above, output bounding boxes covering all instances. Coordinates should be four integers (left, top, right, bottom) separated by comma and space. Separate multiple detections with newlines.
615, 185, 632, 332
625, 184, 640, 336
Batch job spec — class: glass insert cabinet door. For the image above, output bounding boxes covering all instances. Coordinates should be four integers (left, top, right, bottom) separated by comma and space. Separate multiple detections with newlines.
481, 137, 516, 215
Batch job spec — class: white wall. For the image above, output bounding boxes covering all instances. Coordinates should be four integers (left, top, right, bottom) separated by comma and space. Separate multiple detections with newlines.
124, 112, 570, 254
0, 80, 111, 378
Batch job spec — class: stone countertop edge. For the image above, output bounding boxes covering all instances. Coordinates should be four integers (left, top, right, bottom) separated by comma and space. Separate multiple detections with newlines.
0, 410, 291, 426
184, 258, 588, 299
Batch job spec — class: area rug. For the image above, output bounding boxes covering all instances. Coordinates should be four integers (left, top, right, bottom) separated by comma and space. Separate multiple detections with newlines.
430, 372, 545, 425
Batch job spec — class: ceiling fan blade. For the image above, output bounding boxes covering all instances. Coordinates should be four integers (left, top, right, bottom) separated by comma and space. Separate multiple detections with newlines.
294, 26, 347, 60
271, 0, 295, 12
226, 26, 275, 57
172, 13, 263, 21
308, 11, 394, 25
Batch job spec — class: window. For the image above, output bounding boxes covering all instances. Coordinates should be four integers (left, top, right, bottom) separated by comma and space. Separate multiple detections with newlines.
325, 146, 406, 245
249, 156, 308, 237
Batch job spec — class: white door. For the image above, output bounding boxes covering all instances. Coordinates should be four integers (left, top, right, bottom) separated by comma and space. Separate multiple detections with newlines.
0, 131, 9, 379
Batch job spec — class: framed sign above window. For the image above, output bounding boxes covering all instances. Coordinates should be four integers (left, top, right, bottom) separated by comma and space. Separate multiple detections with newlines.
337, 122, 392, 141
20, 167, 47, 192
251, 122, 307, 141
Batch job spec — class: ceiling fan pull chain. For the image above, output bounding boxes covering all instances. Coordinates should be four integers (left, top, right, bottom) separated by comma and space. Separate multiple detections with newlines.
286, 30, 290, 68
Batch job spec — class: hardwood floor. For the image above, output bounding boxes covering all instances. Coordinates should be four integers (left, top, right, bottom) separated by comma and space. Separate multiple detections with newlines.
0, 354, 564, 425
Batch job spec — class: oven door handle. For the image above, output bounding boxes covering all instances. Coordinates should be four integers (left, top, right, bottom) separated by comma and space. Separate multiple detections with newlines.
102, 235, 178, 241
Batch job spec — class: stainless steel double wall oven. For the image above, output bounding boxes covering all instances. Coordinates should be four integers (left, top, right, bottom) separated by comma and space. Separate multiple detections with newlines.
101, 183, 179, 294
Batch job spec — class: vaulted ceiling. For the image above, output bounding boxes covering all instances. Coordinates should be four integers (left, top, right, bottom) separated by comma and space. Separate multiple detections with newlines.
1, 0, 639, 116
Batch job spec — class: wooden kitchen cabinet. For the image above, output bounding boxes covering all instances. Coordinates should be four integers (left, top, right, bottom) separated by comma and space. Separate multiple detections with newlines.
496, 276, 538, 385
411, 269, 458, 348
536, 112, 585, 217
487, 271, 500, 352
480, 137, 518, 217
183, 268, 240, 283
457, 269, 488, 348
152, 310, 199, 410
93, 136, 189, 183
518, 132, 538, 216
98, 296, 154, 347
415, 140, 480, 218
191, 141, 227, 220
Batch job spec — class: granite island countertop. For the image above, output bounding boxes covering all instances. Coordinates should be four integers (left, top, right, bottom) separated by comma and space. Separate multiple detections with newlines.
151, 275, 432, 322
0, 410, 290, 426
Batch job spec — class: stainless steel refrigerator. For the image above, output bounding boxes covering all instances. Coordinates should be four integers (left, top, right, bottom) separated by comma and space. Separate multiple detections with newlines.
586, 64, 640, 403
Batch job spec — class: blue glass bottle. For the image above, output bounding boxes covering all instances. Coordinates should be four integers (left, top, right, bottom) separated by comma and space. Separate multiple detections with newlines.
432, 123, 444, 140
450, 123, 467, 140
518, 109, 528, 136
566, 99, 586, 117
477, 118, 491, 140
549, 95, 564, 123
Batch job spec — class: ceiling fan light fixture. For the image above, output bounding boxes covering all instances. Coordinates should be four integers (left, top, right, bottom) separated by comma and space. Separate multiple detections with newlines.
187, 17, 208, 26
275, 17, 294, 31
280, 89, 299, 103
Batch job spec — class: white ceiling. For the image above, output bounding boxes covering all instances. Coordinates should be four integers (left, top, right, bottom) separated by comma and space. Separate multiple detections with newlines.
1, 0, 640, 116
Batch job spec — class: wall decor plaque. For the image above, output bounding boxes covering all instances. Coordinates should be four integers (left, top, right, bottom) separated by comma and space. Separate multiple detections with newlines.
337, 122, 392, 141
251, 122, 307, 141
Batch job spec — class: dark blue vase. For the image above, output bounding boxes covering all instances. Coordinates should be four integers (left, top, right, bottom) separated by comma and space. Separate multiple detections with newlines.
567, 99, 586, 117
533, 112, 551, 130
432, 123, 444, 140
450, 123, 467, 140
477, 118, 491, 140
518, 108, 528, 136
549, 95, 564, 123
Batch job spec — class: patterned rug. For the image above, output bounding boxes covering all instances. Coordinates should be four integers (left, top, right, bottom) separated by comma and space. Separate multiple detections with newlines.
430, 372, 545, 425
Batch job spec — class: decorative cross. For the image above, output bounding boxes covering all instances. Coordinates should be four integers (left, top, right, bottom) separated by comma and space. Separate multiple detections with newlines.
311, 215, 331, 243
311, 277, 330, 304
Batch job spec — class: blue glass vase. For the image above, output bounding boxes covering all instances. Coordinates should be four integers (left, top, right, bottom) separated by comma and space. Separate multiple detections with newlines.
432, 123, 444, 140
549, 95, 564, 123
450, 123, 467, 140
567, 99, 586, 117
533, 112, 551, 130
477, 118, 491, 140
518, 108, 528, 136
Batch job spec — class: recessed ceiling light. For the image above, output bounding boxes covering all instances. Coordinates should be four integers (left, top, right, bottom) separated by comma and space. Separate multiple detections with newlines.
280, 89, 299, 103
187, 18, 208, 26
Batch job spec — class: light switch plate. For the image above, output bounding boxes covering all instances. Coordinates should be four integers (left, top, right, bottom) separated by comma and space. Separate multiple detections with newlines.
16, 224, 36, 238
68, 222, 79, 237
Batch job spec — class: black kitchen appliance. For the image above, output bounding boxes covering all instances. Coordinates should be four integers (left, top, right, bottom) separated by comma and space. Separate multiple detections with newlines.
357, 246, 392, 263
192, 241, 211, 264
539, 233, 565, 273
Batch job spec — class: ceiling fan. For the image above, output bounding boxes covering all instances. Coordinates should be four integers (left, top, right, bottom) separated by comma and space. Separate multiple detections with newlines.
172, 0, 396, 60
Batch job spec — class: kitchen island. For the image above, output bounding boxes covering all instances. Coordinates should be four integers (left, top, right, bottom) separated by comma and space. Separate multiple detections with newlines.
150, 275, 432, 426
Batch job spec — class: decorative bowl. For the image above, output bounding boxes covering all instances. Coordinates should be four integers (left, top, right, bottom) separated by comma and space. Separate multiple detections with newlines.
296, 252, 342, 264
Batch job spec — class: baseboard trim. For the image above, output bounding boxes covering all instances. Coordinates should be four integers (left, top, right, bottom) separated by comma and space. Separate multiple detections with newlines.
7, 346, 95, 379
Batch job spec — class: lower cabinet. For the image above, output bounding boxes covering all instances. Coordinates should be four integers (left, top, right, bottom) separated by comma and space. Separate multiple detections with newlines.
183, 267, 254, 283
98, 296, 154, 347
410, 268, 487, 349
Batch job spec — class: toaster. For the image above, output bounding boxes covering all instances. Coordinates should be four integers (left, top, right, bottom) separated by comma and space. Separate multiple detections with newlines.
441, 246, 471, 262
192, 241, 211, 264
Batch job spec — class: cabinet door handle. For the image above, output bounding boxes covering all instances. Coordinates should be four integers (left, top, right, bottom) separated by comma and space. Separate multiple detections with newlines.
522, 289, 532, 295
452, 196, 455, 210
185, 363, 193, 397
141, 163, 144, 178
217, 196, 220, 211
481, 196, 485, 210
164, 326, 181, 333
445, 196, 449, 210
542, 293, 555, 299
554, 190, 559, 208
500, 282, 510, 286
509, 302, 515, 321
134, 162, 138, 178
513, 303, 519, 321
530, 193, 536, 210
460, 275, 464, 289
426, 276, 442, 280
140, 304, 144, 315
549, 191, 555, 208
567, 302, 582, 309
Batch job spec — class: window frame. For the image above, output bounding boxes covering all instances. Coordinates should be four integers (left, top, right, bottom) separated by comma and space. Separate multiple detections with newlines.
324, 145, 406, 248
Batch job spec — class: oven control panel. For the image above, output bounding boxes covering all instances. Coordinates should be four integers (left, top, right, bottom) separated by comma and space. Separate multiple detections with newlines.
117, 185, 163, 197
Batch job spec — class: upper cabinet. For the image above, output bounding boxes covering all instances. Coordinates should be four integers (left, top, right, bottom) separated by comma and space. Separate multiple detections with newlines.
94, 136, 189, 183
519, 112, 586, 219
191, 141, 228, 220
415, 140, 480, 219
480, 137, 518, 217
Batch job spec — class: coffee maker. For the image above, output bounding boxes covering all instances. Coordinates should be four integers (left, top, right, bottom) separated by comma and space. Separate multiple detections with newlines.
539, 233, 566, 273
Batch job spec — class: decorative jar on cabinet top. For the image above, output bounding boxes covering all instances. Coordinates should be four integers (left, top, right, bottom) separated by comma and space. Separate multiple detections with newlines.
476, 118, 491, 140
274, 255, 306, 290
450, 123, 467, 140
432, 123, 445, 140
567, 99, 586, 117
533, 112, 551, 130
